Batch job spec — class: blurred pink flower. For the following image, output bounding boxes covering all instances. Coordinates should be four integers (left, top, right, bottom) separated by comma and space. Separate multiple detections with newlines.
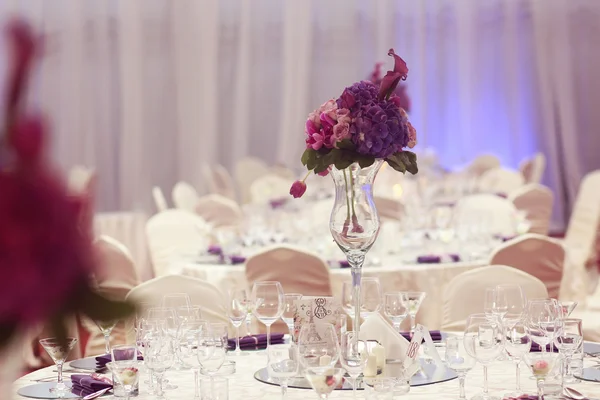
332, 122, 350, 143
10, 114, 45, 164
336, 108, 351, 125
289, 180, 307, 198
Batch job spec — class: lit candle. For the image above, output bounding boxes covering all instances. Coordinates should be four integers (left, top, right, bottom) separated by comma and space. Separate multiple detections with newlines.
319, 355, 332, 367
364, 355, 378, 377
373, 344, 385, 371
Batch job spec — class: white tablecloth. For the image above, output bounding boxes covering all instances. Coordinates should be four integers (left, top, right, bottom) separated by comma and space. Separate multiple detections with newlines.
12, 348, 600, 399
179, 260, 486, 330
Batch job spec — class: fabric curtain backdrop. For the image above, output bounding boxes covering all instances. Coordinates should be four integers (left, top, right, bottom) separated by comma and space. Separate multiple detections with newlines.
0, 0, 598, 228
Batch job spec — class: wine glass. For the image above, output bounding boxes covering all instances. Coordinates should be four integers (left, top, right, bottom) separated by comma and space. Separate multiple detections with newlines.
360, 277, 382, 320
298, 323, 340, 368
339, 331, 368, 398
305, 367, 345, 400
106, 361, 140, 400
94, 319, 117, 354
282, 293, 302, 338
251, 281, 285, 348
39, 337, 78, 394
197, 326, 227, 395
228, 289, 250, 356
554, 318, 583, 383
146, 307, 180, 386
162, 293, 192, 309
383, 292, 408, 333
176, 320, 209, 399
267, 344, 300, 400
400, 291, 426, 335
464, 313, 505, 400
145, 335, 175, 399
484, 287, 507, 323
495, 284, 526, 328
527, 299, 559, 352
175, 306, 202, 324
444, 336, 476, 400
523, 351, 561, 399
136, 318, 165, 392
504, 322, 531, 398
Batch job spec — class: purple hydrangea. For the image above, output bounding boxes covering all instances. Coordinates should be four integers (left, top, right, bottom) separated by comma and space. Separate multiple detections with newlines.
337, 81, 410, 159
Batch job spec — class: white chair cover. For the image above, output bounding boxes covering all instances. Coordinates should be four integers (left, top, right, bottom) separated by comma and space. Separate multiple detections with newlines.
249, 174, 291, 204
271, 165, 296, 180
454, 194, 517, 236
467, 154, 501, 176
145, 210, 211, 276
152, 186, 169, 212
519, 153, 546, 184
478, 167, 525, 195
374, 196, 404, 220
442, 265, 548, 331
235, 157, 270, 204
509, 184, 553, 235
213, 164, 236, 200
125, 275, 229, 341
172, 181, 200, 212
83, 236, 139, 356
563, 170, 600, 300
195, 194, 243, 228
489, 234, 564, 299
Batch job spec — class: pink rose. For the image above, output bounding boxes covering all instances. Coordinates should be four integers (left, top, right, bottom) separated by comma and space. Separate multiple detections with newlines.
332, 122, 350, 143
336, 108, 352, 125
308, 110, 321, 128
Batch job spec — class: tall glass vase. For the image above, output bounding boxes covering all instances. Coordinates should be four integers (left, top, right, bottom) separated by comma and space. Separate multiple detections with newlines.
329, 160, 383, 336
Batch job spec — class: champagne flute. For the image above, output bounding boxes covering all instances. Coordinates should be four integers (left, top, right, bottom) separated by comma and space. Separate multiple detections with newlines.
39, 337, 78, 394
228, 289, 250, 356
339, 331, 368, 398
444, 336, 476, 400
267, 344, 300, 400
383, 292, 408, 333
504, 322, 531, 398
282, 293, 302, 339
252, 281, 285, 348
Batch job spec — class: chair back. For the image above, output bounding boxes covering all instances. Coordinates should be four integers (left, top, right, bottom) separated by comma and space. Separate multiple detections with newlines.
250, 174, 291, 204
509, 184, 553, 235
455, 194, 517, 236
152, 186, 169, 212
235, 157, 269, 203
196, 194, 243, 228
478, 167, 525, 195
172, 181, 199, 212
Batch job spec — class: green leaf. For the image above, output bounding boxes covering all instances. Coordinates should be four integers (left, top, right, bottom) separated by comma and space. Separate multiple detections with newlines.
357, 155, 375, 169
334, 158, 354, 170
300, 148, 311, 166
399, 151, 418, 174
385, 153, 407, 173
337, 139, 356, 151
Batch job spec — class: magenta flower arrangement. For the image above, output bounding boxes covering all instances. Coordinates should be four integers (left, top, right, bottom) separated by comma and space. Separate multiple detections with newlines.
369, 61, 411, 113
289, 49, 418, 199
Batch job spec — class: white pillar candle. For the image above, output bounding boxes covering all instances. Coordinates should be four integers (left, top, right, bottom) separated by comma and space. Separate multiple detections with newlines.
319, 355, 332, 367
373, 344, 386, 371
364, 355, 378, 377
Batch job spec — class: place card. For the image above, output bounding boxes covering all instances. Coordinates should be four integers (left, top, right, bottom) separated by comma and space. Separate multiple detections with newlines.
293, 296, 344, 341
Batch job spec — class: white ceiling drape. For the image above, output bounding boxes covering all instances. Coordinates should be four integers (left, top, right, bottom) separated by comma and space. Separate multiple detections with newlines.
1, 0, 599, 228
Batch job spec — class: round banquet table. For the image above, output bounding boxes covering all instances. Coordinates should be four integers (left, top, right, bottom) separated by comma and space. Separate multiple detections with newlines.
13, 347, 600, 399
179, 259, 486, 330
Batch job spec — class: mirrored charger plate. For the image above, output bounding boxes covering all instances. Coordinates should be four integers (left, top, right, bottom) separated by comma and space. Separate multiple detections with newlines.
201, 360, 236, 377
254, 360, 457, 390
575, 367, 600, 383
69, 356, 101, 371
17, 382, 80, 399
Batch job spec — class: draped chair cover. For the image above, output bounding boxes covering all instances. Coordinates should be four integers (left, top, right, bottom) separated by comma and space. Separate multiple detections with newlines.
509, 184, 553, 235
478, 167, 525, 195
195, 194, 243, 228
374, 196, 404, 221
519, 153, 546, 184
271, 165, 296, 180
467, 154, 501, 177
454, 194, 517, 237
235, 157, 270, 204
442, 265, 548, 331
145, 210, 211, 276
171, 181, 200, 213
249, 174, 291, 204
490, 234, 564, 299
152, 186, 169, 212
213, 164, 237, 200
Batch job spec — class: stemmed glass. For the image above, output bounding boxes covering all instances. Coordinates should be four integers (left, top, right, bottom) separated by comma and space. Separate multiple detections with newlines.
383, 292, 408, 333
523, 351, 561, 399
228, 289, 250, 356
282, 293, 302, 339
305, 367, 345, 400
559, 301, 578, 317
145, 334, 174, 399
484, 288, 507, 323
360, 277, 382, 320
252, 281, 285, 348
267, 344, 300, 400
137, 319, 165, 393
342, 282, 357, 325
94, 319, 117, 355
147, 307, 182, 377
527, 299, 560, 352
504, 322, 531, 398
464, 313, 505, 400
175, 306, 202, 324
106, 361, 140, 400
197, 326, 227, 396
298, 323, 340, 368
554, 318, 583, 383
339, 331, 368, 398
39, 337, 78, 394
444, 336, 476, 400
400, 291, 426, 335
176, 320, 209, 399
495, 284, 526, 328
162, 293, 192, 309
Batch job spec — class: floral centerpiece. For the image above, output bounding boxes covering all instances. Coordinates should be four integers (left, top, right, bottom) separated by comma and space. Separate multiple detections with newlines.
289, 49, 418, 335
0, 19, 134, 351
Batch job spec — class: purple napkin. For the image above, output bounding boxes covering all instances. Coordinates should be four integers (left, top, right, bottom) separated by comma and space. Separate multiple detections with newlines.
227, 333, 285, 350
95, 353, 143, 370
400, 331, 442, 342
496, 192, 508, 199
416, 254, 460, 264
71, 374, 112, 396
529, 343, 559, 353
493, 234, 516, 242
339, 260, 350, 268
229, 255, 246, 265
208, 245, 223, 256
269, 198, 288, 209
502, 396, 538, 400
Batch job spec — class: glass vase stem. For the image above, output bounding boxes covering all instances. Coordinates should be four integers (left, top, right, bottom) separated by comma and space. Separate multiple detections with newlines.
351, 267, 361, 335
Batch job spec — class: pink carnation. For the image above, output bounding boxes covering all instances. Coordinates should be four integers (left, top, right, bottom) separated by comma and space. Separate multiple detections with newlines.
332, 122, 350, 143
305, 99, 339, 150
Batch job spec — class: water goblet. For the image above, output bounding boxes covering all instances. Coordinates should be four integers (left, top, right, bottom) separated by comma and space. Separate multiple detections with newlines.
106, 361, 140, 400
444, 336, 476, 400
145, 335, 175, 399
484, 287, 507, 323
554, 318, 583, 383
400, 291, 426, 336
504, 322, 531, 398
162, 293, 191, 309
297, 323, 340, 368
305, 367, 345, 400
252, 281, 285, 348
464, 313, 505, 400
228, 289, 250, 356
267, 344, 300, 400
383, 292, 408, 333
523, 351, 561, 399
177, 320, 209, 399
340, 331, 368, 398
94, 319, 117, 354
360, 278, 382, 320
39, 337, 78, 394
282, 293, 302, 338
198, 326, 227, 396
527, 299, 560, 352
495, 284, 526, 328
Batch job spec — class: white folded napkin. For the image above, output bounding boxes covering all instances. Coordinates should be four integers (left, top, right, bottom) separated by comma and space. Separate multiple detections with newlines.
359, 313, 409, 361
